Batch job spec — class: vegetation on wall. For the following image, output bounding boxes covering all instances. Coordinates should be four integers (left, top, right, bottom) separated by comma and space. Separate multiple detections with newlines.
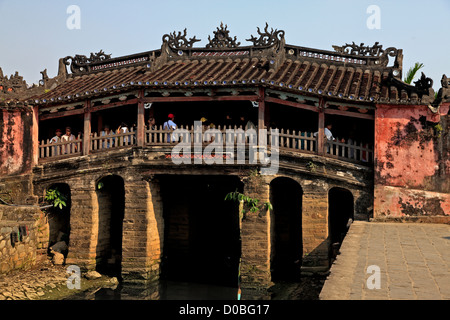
45, 188, 67, 209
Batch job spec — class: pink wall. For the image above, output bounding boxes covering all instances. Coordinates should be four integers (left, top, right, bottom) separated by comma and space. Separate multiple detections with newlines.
374, 104, 449, 218
0, 109, 33, 176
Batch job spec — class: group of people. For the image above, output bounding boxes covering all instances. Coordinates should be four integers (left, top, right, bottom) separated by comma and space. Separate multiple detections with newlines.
50, 127, 79, 155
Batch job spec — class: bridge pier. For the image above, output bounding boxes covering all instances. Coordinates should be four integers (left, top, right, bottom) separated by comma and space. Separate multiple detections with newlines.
301, 182, 330, 273
121, 178, 164, 285
240, 176, 272, 300
65, 180, 98, 271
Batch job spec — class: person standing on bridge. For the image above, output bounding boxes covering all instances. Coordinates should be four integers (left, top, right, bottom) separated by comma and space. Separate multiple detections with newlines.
61, 127, 77, 154
50, 128, 63, 156
163, 114, 177, 143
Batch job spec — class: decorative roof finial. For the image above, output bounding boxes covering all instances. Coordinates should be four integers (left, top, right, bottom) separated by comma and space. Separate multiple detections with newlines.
206, 22, 240, 49
246, 23, 285, 47
162, 28, 201, 50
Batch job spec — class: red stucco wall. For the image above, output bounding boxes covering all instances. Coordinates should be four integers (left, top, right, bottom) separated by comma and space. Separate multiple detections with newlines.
374, 104, 449, 218
0, 109, 33, 176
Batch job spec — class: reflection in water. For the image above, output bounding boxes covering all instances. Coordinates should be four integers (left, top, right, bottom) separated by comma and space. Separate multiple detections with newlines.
75, 281, 239, 300
159, 281, 238, 300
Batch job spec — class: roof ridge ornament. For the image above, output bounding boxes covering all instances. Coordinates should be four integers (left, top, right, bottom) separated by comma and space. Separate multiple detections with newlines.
63, 50, 112, 74
332, 42, 385, 57
246, 23, 285, 47
332, 41, 401, 68
206, 22, 240, 49
162, 28, 201, 50
414, 72, 433, 93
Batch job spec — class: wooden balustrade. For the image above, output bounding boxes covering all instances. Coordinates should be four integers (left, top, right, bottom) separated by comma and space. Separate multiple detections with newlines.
38, 126, 373, 164
38, 135, 82, 159
90, 128, 136, 152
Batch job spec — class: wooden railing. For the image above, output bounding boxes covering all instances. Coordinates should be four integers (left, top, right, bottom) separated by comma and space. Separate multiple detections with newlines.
326, 139, 373, 163
38, 126, 373, 164
38, 135, 82, 159
90, 128, 136, 152
145, 125, 258, 145
277, 129, 317, 153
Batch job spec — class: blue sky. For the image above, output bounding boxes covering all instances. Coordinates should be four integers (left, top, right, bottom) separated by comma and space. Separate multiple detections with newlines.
1, 0, 449, 91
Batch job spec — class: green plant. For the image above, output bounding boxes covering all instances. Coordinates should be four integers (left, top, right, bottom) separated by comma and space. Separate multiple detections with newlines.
225, 189, 272, 215
404, 62, 424, 84
434, 123, 443, 137
45, 188, 67, 209
306, 161, 317, 172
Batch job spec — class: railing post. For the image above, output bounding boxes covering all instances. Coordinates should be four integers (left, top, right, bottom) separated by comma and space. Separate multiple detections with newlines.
317, 98, 325, 156
137, 90, 145, 147
83, 100, 91, 156
258, 87, 266, 147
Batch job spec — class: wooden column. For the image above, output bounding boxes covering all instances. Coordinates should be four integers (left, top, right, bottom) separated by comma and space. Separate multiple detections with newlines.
317, 98, 325, 156
32, 105, 39, 165
137, 90, 145, 147
258, 87, 266, 146
83, 100, 91, 156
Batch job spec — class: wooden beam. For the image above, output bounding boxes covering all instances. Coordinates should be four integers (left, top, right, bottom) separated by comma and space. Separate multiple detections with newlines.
83, 100, 91, 156
258, 87, 266, 146
90, 98, 139, 112
39, 108, 85, 121
324, 107, 374, 120
137, 90, 145, 147
318, 99, 325, 156
264, 96, 318, 113
142, 95, 259, 103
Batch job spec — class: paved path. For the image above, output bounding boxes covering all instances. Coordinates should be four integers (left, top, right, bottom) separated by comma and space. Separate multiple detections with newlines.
319, 221, 450, 300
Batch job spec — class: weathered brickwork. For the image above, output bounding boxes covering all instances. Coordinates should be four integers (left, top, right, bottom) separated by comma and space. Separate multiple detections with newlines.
0, 205, 48, 275
240, 174, 272, 299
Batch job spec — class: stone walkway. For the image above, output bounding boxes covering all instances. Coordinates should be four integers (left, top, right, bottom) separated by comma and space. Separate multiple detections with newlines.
0, 259, 119, 300
319, 221, 450, 300
0, 259, 68, 300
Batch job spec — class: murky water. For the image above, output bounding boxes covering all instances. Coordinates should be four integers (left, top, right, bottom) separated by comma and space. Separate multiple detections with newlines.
66, 280, 239, 300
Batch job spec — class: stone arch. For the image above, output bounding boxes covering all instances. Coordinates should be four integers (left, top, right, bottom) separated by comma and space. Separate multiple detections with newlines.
269, 176, 303, 282
95, 174, 125, 276
45, 182, 71, 258
159, 174, 243, 289
328, 187, 354, 256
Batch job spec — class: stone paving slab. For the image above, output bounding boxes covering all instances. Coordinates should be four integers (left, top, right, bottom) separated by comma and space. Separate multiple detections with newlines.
319, 221, 450, 300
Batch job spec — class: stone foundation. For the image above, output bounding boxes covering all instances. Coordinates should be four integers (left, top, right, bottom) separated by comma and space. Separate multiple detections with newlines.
0, 205, 48, 275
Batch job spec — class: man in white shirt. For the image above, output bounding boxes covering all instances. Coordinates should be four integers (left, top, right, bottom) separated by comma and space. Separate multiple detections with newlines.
163, 114, 177, 142
324, 124, 335, 141
50, 128, 62, 156
61, 127, 77, 154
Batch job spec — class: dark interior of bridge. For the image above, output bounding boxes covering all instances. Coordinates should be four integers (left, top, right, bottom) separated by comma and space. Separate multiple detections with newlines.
270, 177, 303, 282
328, 187, 354, 259
159, 174, 242, 288
95, 175, 125, 277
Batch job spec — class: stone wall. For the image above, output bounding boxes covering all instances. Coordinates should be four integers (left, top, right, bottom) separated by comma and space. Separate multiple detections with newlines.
0, 205, 48, 275
374, 104, 450, 220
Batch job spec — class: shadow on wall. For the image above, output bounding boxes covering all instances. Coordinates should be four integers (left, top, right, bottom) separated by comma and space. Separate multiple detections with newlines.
95, 175, 125, 278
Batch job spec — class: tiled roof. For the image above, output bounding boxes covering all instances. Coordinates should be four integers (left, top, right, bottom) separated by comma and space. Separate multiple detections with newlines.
27, 25, 438, 107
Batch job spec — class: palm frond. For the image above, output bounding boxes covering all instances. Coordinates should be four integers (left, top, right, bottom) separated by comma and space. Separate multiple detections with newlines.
404, 62, 424, 84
